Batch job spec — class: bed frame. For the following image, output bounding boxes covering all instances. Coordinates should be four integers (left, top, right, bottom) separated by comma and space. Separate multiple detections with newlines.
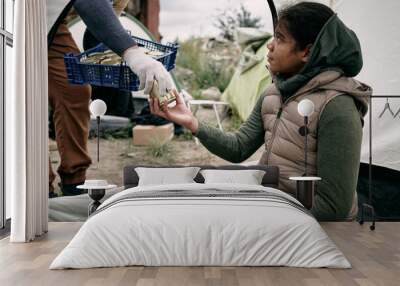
123, 164, 280, 189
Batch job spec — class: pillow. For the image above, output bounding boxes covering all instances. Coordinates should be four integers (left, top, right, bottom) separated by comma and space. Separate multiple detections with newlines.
135, 167, 201, 186
200, 169, 266, 185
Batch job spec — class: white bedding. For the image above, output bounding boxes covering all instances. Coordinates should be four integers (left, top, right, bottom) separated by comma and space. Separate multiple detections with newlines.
50, 183, 351, 269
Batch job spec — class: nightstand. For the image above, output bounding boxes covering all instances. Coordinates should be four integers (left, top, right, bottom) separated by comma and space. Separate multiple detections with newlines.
77, 180, 117, 216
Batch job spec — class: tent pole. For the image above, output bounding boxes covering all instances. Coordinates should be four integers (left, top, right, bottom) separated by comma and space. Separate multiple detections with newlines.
369, 97, 372, 206
367, 95, 375, 230
266, 0, 278, 29
359, 95, 376, 230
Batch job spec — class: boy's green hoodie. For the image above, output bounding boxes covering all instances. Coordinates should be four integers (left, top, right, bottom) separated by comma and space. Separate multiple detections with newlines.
276, 14, 365, 102
194, 14, 371, 220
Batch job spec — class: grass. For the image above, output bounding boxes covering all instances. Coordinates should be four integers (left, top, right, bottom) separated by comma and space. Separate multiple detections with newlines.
102, 124, 133, 140
145, 138, 174, 159
196, 61, 232, 93
175, 37, 242, 133
176, 38, 203, 72
177, 130, 194, 141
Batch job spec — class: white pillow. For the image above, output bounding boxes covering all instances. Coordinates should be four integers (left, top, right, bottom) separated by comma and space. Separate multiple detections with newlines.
200, 169, 266, 185
135, 167, 201, 186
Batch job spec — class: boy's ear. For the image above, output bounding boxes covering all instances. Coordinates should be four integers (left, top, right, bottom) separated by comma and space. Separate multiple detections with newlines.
301, 44, 313, 63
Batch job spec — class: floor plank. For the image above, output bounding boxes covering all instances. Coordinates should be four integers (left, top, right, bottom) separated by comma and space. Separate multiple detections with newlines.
0, 222, 399, 286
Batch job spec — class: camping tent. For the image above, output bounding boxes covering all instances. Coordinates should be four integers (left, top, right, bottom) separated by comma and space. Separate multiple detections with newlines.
221, 29, 272, 120
68, 13, 154, 53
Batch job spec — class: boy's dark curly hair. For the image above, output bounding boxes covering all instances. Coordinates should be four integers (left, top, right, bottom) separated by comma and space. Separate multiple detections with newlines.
278, 2, 334, 50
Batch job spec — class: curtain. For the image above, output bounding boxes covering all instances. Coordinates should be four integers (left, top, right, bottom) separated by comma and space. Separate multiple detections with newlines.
7, 0, 48, 242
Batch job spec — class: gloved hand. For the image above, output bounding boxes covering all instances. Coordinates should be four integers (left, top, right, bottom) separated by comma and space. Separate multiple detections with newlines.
123, 46, 173, 96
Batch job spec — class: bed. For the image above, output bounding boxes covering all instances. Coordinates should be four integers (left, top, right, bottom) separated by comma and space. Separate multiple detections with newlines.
50, 164, 350, 269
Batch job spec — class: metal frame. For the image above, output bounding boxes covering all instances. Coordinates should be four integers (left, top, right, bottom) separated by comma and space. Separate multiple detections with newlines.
1, 0, 13, 230
359, 95, 400, 230
0, 0, 4, 230
359, 95, 375, 230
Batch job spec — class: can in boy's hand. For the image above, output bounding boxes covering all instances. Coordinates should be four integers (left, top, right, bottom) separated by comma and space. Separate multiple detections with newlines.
149, 80, 176, 107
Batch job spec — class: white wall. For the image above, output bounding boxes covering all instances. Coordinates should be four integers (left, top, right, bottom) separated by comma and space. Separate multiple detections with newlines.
335, 0, 400, 171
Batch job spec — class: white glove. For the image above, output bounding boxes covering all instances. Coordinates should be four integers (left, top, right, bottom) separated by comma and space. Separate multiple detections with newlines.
123, 46, 173, 96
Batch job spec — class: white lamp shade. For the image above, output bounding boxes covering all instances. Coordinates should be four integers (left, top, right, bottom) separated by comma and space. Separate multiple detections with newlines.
90, 99, 107, 117
297, 99, 315, 117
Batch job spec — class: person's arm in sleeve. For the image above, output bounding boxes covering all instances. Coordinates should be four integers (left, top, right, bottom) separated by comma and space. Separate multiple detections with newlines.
149, 91, 265, 163
73, 0, 172, 95
193, 95, 266, 163
74, 0, 135, 56
312, 95, 363, 220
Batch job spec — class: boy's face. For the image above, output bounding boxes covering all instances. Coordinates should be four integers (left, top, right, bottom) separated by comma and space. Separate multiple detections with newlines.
267, 23, 310, 76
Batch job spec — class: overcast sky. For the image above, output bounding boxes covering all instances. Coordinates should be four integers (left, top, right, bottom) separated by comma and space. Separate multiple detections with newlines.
158, 0, 337, 42
159, 0, 275, 42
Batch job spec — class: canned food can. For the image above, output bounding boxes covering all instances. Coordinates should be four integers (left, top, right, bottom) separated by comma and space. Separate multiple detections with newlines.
149, 80, 176, 107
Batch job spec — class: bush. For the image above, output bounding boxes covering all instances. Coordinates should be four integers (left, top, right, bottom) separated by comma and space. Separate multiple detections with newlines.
176, 130, 194, 141
214, 4, 262, 41
175, 38, 233, 95
196, 61, 232, 93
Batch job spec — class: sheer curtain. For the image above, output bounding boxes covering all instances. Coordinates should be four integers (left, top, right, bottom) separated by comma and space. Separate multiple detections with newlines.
6, 0, 48, 242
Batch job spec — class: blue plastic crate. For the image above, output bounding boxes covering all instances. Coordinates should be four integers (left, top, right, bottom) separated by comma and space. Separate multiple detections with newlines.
64, 36, 179, 91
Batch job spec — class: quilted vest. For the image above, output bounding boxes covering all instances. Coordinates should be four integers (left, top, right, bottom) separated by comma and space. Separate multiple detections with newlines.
258, 70, 369, 217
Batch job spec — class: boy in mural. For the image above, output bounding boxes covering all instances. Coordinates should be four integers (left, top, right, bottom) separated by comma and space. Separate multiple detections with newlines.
149, 2, 372, 220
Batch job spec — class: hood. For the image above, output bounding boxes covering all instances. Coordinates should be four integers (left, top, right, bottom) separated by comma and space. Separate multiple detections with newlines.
295, 70, 371, 117
275, 14, 364, 101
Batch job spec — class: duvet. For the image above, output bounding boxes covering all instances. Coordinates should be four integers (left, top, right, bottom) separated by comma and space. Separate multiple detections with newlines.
50, 183, 351, 269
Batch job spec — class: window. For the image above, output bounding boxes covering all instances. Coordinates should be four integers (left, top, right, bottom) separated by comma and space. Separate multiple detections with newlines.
1, 0, 14, 231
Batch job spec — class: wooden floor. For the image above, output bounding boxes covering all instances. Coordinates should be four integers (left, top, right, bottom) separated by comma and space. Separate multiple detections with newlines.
0, 222, 399, 286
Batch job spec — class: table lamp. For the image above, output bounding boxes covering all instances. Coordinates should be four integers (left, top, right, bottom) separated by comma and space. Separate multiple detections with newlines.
289, 99, 320, 210
297, 99, 315, 176
89, 99, 107, 166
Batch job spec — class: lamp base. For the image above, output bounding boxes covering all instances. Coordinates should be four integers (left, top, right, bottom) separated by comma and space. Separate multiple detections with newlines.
87, 189, 106, 216
297, 180, 315, 210
289, 177, 321, 210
